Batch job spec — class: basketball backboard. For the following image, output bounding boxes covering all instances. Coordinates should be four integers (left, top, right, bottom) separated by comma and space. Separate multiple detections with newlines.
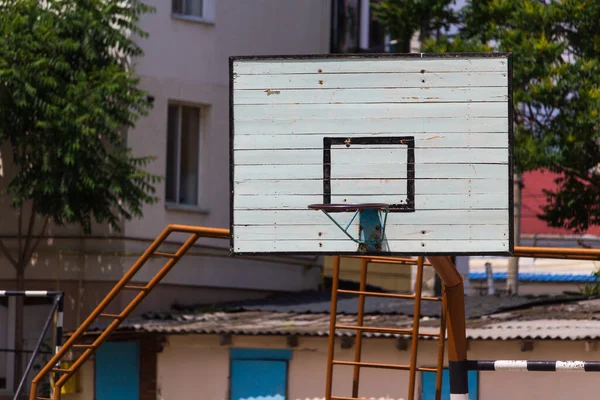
230, 53, 513, 256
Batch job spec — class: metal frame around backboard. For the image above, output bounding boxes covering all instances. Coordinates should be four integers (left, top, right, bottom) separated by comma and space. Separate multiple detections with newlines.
229, 52, 514, 257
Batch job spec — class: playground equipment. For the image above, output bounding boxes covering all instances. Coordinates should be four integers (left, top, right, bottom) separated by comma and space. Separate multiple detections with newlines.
25, 52, 600, 400
0, 290, 63, 400
325, 255, 447, 400
29, 225, 228, 400
25, 234, 600, 400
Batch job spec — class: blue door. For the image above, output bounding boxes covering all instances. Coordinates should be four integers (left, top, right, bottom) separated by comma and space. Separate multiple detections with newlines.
421, 369, 478, 400
95, 341, 139, 400
230, 349, 292, 400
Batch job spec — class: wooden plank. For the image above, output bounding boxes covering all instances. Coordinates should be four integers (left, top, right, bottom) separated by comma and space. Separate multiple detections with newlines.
233, 102, 507, 121
233, 132, 509, 150
233, 58, 508, 75
233, 224, 508, 241
233, 87, 508, 105
232, 239, 510, 253
233, 178, 509, 195
233, 72, 508, 90
234, 148, 509, 165
234, 164, 509, 180
233, 117, 508, 135
233, 209, 509, 226
233, 193, 509, 210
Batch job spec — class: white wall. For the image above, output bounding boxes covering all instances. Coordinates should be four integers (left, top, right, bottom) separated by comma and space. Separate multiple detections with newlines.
153, 335, 600, 400
64, 334, 600, 400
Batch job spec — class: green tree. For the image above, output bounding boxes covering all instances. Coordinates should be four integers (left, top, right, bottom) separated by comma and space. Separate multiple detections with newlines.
0, 0, 158, 387
374, 0, 600, 233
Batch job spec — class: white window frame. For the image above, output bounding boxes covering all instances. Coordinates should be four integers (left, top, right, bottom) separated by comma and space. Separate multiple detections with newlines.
165, 103, 204, 212
171, 0, 215, 24
359, 0, 370, 50
0, 298, 16, 396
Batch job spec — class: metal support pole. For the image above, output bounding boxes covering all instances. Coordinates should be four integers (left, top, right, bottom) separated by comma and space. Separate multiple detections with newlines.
408, 256, 424, 400
427, 256, 468, 400
435, 290, 447, 400
507, 173, 522, 295
351, 258, 368, 397
51, 294, 64, 399
325, 256, 341, 400
13, 296, 61, 400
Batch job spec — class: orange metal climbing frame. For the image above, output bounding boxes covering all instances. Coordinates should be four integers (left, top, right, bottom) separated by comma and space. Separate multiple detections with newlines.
29, 224, 229, 400
325, 255, 448, 400
29, 220, 600, 400
324, 247, 600, 400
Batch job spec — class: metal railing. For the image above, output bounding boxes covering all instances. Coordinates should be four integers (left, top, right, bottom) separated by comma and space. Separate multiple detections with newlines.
325, 256, 447, 400
29, 225, 229, 400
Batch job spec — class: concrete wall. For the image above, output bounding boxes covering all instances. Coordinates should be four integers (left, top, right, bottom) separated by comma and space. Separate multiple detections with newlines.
64, 334, 600, 400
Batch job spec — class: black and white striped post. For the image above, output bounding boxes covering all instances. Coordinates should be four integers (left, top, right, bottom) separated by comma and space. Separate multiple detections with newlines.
468, 359, 600, 372
0, 290, 64, 400
449, 360, 469, 400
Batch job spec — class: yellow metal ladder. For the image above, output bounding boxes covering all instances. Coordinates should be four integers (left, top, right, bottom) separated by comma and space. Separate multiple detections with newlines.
325, 255, 448, 400
29, 225, 230, 400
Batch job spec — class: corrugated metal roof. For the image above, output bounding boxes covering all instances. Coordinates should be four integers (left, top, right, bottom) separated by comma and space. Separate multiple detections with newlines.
88, 297, 600, 341
469, 272, 598, 283
467, 320, 600, 340
166, 292, 589, 319
98, 310, 600, 341
107, 312, 430, 338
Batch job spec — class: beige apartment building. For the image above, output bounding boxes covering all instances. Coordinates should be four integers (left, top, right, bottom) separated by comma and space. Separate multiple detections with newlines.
0, 1, 332, 397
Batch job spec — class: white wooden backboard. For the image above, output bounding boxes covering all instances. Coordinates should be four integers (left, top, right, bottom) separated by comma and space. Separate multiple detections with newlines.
230, 54, 513, 255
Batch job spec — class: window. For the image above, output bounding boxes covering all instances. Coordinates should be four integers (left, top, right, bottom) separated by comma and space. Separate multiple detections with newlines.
421, 369, 479, 400
171, 0, 215, 23
172, 0, 203, 18
331, 0, 387, 53
331, 0, 360, 53
229, 348, 292, 400
166, 104, 201, 207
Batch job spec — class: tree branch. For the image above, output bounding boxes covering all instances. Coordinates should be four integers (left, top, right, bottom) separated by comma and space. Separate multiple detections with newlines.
554, 163, 600, 189
20, 201, 37, 265
0, 240, 18, 267
526, 103, 545, 130
17, 203, 23, 261
25, 216, 49, 263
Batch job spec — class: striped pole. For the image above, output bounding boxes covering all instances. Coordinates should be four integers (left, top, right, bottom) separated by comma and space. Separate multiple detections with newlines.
468, 360, 600, 372
0, 290, 62, 297
53, 294, 64, 399
55, 294, 64, 360
449, 360, 469, 400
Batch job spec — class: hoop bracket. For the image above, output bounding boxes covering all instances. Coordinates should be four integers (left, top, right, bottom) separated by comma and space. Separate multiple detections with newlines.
308, 203, 389, 251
